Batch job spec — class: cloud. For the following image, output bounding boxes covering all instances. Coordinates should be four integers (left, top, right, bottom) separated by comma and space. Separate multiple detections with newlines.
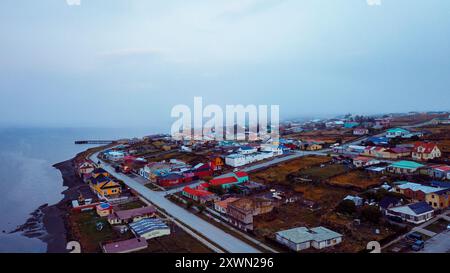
366, 0, 382, 6
66, 0, 81, 6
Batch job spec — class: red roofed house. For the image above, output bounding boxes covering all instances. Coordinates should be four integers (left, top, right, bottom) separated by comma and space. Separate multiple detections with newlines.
209, 172, 249, 189
209, 176, 238, 189
412, 142, 441, 161
182, 186, 219, 204
428, 165, 450, 180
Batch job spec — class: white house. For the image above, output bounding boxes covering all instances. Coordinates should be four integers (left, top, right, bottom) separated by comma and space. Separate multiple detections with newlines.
343, 195, 364, 207
260, 144, 283, 156
385, 202, 434, 225
275, 226, 343, 251
225, 152, 274, 167
105, 151, 125, 161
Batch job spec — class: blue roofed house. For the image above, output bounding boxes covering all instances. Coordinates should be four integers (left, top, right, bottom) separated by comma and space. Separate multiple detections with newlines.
129, 218, 171, 240
385, 202, 434, 224
366, 136, 389, 146
344, 122, 359, 129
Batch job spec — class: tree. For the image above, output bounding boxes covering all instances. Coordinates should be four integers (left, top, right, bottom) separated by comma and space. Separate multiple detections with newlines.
186, 200, 194, 209
360, 205, 382, 224
336, 200, 356, 215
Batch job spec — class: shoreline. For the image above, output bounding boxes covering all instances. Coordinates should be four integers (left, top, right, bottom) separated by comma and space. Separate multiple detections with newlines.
12, 152, 91, 253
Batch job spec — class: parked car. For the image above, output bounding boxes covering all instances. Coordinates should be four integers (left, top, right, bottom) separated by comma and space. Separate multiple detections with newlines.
406, 232, 423, 241
411, 240, 425, 251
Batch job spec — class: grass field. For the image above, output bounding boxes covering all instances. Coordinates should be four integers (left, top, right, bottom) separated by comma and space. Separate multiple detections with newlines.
296, 164, 348, 181
252, 156, 332, 186
329, 170, 384, 190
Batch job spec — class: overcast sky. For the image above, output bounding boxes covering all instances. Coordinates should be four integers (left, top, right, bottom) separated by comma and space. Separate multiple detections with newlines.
0, 0, 449, 132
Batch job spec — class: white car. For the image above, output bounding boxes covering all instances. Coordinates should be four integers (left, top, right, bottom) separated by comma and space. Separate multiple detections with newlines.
447, 224, 450, 231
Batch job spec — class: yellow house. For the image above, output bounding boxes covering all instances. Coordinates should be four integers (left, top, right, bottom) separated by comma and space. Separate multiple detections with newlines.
92, 179, 122, 199
426, 189, 450, 210
306, 144, 323, 151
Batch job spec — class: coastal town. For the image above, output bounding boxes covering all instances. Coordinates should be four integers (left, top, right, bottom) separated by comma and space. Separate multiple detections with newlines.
63, 111, 450, 253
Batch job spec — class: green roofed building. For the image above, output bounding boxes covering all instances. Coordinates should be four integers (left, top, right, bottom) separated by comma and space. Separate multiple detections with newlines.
387, 160, 424, 174
386, 128, 410, 138
275, 226, 343, 251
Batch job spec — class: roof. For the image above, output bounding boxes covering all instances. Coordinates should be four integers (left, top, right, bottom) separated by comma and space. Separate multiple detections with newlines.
354, 156, 374, 162
240, 146, 256, 150
92, 168, 108, 174
430, 181, 450, 188
110, 206, 156, 221
159, 173, 184, 180
276, 226, 342, 244
409, 202, 434, 214
388, 147, 411, 154
413, 142, 438, 153
234, 171, 249, 178
129, 218, 170, 236
389, 160, 424, 169
387, 128, 410, 133
214, 197, 240, 209
432, 165, 450, 172
210, 176, 238, 186
182, 186, 215, 197
102, 237, 148, 253
396, 182, 441, 194
379, 196, 401, 209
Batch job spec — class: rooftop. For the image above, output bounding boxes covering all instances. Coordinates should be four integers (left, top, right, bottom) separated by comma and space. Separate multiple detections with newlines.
389, 160, 424, 169
276, 226, 342, 244
129, 218, 170, 236
102, 237, 148, 253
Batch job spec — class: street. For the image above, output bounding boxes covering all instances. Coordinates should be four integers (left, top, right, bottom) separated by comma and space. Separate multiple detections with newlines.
90, 152, 261, 253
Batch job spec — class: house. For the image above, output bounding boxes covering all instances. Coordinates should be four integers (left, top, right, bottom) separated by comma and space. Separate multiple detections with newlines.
226, 198, 275, 231
275, 226, 343, 251
225, 152, 274, 167
386, 128, 410, 138
91, 168, 110, 179
238, 146, 258, 154
209, 156, 224, 171
425, 188, 450, 209
214, 197, 240, 214
353, 128, 369, 136
365, 136, 389, 146
353, 156, 380, 168
393, 182, 441, 202
344, 122, 359, 129
374, 118, 391, 129
386, 161, 424, 174
428, 165, 450, 180
102, 237, 148, 253
412, 142, 441, 161
343, 195, 364, 206
260, 144, 284, 155
107, 206, 156, 225
129, 218, 171, 240
182, 186, 218, 204
96, 203, 113, 217
379, 196, 403, 214
363, 146, 410, 159
302, 143, 323, 151
104, 151, 125, 161
431, 117, 450, 125
385, 202, 434, 224
91, 178, 122, 199
156, 173, 185, 187
209, 172, 249, 189
77, 161, 96, 177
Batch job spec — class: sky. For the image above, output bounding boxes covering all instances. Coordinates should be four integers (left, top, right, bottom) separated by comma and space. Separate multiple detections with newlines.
0, 0, 449, 132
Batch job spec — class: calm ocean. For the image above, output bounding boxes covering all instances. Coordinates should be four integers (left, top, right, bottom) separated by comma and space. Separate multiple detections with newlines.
0, 127, 157, 252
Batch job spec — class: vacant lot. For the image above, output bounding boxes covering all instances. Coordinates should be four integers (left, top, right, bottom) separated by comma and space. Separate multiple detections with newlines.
285, 129, 358, 144
296, 164, 348, 181
329, 170, 384, 190
252, 156, 331, 186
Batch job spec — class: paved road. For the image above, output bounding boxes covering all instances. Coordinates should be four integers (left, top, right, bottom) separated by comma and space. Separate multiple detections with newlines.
419, 231, 450, 253
90, 152, 260, 253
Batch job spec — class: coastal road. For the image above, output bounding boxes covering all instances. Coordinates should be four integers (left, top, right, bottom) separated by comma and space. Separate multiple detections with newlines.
90, 152, 260, 254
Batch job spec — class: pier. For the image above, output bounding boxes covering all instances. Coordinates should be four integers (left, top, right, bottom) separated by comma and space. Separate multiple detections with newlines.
74, 140, 115, 145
